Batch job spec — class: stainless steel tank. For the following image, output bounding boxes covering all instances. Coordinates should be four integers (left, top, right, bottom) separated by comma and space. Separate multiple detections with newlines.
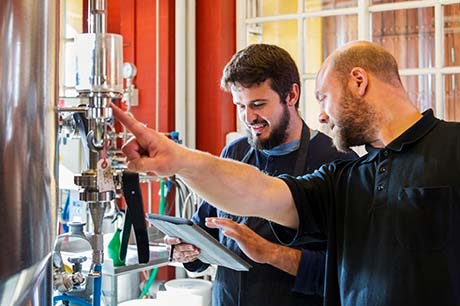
0, 0, 58, 305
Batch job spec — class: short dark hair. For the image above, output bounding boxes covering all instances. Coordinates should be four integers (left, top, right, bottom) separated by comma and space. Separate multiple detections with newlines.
331, 42, 402, 87
221, 44, 301, 109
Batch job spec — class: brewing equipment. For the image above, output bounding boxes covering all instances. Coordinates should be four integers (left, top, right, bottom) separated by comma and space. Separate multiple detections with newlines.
53, 1, 124, 305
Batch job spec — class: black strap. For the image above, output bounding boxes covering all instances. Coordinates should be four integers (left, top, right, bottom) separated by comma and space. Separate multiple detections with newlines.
293, 122, 310, 176
121, 171, 150, 263
241, 147, 254, 164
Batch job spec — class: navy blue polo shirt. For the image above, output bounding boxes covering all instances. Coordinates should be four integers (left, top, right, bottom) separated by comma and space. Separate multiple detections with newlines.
274, 110, 460, 306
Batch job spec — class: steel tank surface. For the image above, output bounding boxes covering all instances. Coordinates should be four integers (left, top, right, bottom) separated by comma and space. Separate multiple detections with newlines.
0, 0, 58, 305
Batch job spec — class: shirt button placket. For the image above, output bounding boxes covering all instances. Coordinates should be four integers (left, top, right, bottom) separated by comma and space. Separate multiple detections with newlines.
374, 150, 390, 207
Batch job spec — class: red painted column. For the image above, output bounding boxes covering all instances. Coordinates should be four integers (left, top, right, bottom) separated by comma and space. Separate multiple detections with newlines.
130, 0, 156, 127
196, 0, 236, 155
106, 0, 120, 33
119, 0, 136, 64
158, 0, 176, 132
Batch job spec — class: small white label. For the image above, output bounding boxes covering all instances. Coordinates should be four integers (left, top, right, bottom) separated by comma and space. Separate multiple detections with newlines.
97, 159, 115, 192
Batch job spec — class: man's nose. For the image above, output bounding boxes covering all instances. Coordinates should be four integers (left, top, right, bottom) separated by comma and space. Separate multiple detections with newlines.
244, 108, 257, 123
318, 111, 329, 124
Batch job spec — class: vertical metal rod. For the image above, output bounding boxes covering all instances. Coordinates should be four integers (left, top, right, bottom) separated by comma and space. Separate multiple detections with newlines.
434, 3, 444, 118
89, 0, 107, 34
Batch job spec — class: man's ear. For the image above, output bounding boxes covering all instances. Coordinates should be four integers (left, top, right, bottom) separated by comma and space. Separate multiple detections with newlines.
286, 83, 300, 106
349, 67, 368, 97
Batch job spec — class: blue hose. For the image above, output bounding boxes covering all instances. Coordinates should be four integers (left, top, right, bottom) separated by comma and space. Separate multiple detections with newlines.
61, 191, 71, 233
53, 294, 91, 306
92, 264, 102, 306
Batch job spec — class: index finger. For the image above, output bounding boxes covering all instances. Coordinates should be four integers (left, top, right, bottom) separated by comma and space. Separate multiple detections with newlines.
110, 102, 147, 137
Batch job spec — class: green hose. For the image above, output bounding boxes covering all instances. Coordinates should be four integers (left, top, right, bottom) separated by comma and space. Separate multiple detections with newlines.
108, 213, 125, 267
107, 228, 125, 266
159, 178, 166, 215
139, 178, 166, 298
139, 266, 159, 298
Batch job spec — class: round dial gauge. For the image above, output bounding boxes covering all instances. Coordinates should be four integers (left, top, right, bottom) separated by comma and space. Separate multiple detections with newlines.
122, 62, 137, 78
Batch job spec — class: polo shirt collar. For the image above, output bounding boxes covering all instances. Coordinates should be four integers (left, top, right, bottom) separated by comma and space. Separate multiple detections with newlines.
363, 145, 380, 162
363, 109, 439, 162
262, 139, 300, 156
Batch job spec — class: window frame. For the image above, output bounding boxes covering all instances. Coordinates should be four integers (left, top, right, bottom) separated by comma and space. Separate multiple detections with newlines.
237, 0, 460, 130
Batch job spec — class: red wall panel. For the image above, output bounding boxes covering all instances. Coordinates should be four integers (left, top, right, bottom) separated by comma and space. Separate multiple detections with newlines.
196, 0, 236, 155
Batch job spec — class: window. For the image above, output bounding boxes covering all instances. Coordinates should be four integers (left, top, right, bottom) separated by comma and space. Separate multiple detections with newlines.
59, 0, 83, 98
238, 0, 460, 130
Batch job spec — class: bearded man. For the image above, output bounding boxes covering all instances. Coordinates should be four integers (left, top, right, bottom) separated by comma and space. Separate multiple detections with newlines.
111, 41, 460, 306
166, 44, 357, 306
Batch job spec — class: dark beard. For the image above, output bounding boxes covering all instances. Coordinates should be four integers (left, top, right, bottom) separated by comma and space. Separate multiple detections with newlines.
247, 103, 291, 150
333, 88, 378, 152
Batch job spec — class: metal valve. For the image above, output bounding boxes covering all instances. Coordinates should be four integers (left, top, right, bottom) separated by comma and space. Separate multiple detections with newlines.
68, 256, 88, 273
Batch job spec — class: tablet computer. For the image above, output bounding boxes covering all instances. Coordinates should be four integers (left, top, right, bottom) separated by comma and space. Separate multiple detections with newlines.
146, 213, 252, 271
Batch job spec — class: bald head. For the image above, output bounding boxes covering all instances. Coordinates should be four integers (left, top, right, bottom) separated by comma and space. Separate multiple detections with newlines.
320, 40, 402, 88
315, 41, 422, 149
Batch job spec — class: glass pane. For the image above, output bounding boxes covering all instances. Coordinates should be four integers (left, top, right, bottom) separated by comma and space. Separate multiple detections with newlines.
444, 74, 460, 122
64, 41, 77, 89
247, 0, 298, 17
247, 20, 299, 66
371, 0, 418, 4
304, 0, 357, 12
63, 88, 79, 98
372, 7, 434, 69
302, 80, 322, 131
64, 0, 83, 38
401, 74, 435, 113
443, 4, 460, 67
304, 15, 358, 74
60, 0, 82, 97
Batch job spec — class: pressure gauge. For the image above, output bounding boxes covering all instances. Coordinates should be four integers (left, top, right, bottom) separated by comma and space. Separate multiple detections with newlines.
122, 62, 137, 79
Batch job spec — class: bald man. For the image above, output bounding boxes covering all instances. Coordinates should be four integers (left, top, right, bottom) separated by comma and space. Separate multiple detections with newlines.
112, 41, 460, 306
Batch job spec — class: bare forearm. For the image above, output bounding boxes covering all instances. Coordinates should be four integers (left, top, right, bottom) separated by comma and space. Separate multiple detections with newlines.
177, 149, 298, 228
265, 243, 302, 276
111, 104, 298, 228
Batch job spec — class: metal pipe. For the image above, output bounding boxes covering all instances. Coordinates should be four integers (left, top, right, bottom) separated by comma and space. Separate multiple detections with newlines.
56, 106, 88, 113
88, 0, 107, 34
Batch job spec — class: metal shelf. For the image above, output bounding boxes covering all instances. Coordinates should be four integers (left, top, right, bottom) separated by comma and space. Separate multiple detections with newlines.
103, 245, 170, 276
